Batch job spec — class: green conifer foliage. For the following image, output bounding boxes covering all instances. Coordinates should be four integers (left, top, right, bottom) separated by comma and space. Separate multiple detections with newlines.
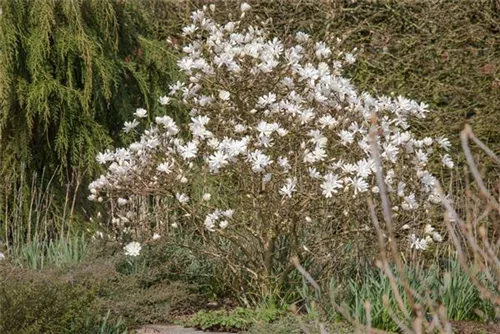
0, 0, 178, 179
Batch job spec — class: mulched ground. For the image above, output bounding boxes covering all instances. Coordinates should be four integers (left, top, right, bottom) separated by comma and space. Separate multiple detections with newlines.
451, 321, 500, 334
133, 325, 232, 334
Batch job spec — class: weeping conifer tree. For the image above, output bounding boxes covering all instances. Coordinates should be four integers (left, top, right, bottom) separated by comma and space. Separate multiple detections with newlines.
0, 0, 180, 239
0, 0, 180, 176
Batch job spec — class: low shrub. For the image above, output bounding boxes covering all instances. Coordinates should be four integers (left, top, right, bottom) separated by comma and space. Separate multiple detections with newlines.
186, 305, 286, 332
96, 276, 199, 325
0, 266, 125, 334
89, 239, 213, 323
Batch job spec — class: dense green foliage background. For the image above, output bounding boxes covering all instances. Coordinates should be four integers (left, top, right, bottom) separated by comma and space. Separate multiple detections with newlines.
149, 0, 500, 155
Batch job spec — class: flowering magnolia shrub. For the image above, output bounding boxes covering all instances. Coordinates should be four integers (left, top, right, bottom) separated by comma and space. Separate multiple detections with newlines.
89, 3, 451, 292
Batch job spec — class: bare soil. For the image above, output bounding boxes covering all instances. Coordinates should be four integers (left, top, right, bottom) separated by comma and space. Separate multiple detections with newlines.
451, 321, 500, 334
133, 325, 232, 334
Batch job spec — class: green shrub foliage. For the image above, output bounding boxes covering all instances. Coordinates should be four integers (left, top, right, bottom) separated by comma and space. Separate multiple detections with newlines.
0, 275, 95, 333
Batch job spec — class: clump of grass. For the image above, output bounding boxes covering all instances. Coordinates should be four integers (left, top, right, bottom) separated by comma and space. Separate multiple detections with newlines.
11, 233, 88, 270
339, 260, 495, 332
1, 166, 91, 270
71, 311, 129, 334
